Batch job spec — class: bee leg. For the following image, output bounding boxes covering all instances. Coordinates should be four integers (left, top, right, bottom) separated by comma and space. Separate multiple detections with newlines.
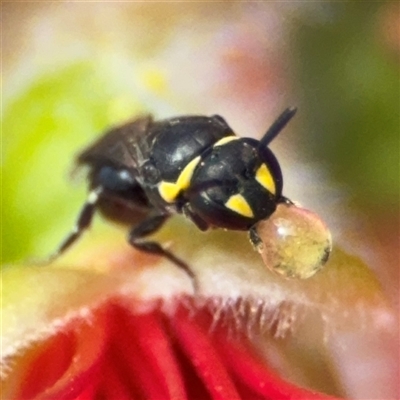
49, 187, 102, 261
182, 203, 210, 231
128, 214, 198, 292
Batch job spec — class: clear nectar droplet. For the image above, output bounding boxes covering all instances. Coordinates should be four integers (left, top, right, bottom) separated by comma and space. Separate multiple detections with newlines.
250, 203, 332, 279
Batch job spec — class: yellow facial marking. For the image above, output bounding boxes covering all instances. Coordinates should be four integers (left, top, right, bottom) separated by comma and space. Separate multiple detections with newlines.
159, 156, 201, 203
213, 136, 238, 147
225, 194, 254, 218
255, 164, 275, 194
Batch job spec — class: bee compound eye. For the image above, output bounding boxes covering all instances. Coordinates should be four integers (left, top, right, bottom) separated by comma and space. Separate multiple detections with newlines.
252, 202, 332, 279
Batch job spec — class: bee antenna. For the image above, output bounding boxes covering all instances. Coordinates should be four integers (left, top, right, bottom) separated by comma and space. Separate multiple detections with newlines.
259, 107, 297, 148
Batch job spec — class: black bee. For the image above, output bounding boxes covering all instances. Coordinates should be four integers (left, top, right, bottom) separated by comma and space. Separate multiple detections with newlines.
53, 107, 297, 287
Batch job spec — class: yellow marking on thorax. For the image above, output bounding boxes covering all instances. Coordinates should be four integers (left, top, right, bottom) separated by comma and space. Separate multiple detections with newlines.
213, 136, 238, 147
255, 164, 276, 194
225, 194, 254, 218
158, 156, 201, 203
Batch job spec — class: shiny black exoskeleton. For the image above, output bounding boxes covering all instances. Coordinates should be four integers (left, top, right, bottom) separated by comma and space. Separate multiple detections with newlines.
53, 107, 297, 287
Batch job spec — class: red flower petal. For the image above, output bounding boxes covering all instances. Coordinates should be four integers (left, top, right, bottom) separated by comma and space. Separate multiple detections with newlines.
173, 310, 242, 400
3, 299, 345, 400
99, 303, 187, 399
170, 302, 341, 400
217, 336, 338, 400
3, 307, 108, 400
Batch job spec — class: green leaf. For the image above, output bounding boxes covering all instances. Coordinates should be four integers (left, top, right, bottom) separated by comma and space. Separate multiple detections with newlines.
2, 62, 146, 263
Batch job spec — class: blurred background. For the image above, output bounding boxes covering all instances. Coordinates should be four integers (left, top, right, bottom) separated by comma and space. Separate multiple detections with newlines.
2, 3, 399, 398
3, 1, 398, 296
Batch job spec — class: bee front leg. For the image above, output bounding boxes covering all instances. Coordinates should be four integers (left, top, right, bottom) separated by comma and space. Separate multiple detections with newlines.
181, 203, 210, 231
128, 214, 198, 292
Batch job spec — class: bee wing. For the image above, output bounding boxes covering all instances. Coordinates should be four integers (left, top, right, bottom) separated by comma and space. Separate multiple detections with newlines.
77, 116, 153, 175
